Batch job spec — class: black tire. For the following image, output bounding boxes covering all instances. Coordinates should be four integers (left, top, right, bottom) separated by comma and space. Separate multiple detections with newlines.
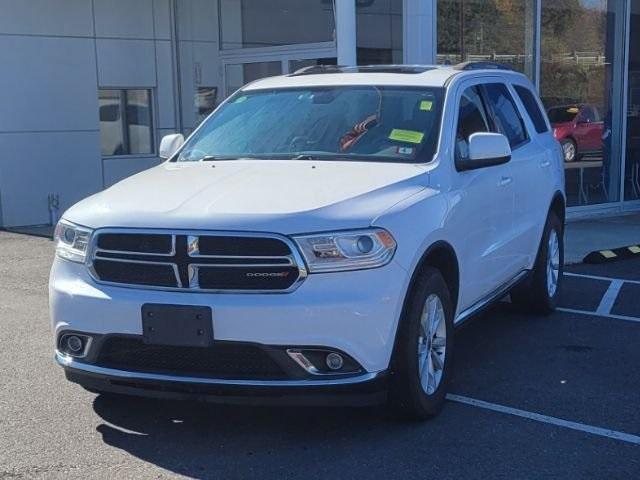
511, 212, 564, 314
389, 267, 454, 420
560, 139, 577, 162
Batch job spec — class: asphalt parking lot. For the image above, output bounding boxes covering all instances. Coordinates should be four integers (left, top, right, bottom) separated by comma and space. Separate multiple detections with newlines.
1, 231, 639, 479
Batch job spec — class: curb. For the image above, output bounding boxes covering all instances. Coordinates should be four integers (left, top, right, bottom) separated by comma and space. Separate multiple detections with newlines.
583, 245, 640, 264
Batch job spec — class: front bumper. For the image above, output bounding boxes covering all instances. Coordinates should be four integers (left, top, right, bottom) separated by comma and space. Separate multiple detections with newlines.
57, 351, 388, 406
50, 256, 409, 382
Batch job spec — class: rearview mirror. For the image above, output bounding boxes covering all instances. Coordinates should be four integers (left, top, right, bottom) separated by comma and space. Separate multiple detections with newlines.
159, 133, 185, 159
457, 132, 511, 171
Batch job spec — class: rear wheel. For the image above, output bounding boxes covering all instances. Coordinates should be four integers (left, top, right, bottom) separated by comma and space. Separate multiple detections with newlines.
389, 267, 454, 420
512, 212, 564, 314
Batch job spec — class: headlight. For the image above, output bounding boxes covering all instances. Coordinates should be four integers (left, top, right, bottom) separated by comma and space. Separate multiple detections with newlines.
293, 228, 396, 273
54, 220, 93, 263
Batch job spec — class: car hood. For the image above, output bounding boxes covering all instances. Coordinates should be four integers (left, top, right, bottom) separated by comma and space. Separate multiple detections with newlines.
64, 160, 430, 234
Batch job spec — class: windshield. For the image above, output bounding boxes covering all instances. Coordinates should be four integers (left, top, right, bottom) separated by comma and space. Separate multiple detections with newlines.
547, 106, 580, 124
176, 86, 444, 163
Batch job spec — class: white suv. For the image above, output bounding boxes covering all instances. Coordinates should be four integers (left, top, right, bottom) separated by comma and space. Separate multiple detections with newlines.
50, 64, 565, 418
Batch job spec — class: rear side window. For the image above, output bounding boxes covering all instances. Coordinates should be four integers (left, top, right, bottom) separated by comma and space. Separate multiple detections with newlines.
455, 86, 491, 162
483, 83, 528, 149
514, 85, 549, 133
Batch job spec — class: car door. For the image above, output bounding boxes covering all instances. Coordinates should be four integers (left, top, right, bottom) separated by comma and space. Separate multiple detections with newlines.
448, 81, 518, 312
509, 82, 557, 270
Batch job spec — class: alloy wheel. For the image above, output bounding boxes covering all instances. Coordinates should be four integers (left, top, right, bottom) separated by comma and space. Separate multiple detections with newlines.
417, 294, 447, 395
563, 142, 576, 162
547, 229, 560, 297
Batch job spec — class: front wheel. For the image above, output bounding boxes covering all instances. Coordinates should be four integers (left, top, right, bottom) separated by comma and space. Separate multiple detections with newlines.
512, 212, 564, 314
389, 267, 454, 420
561, 139, 577, 162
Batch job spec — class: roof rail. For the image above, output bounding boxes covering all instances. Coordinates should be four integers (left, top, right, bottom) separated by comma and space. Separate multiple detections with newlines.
290, 65, 344, 76
454, 61, 514, 71
289, 64, 436, 76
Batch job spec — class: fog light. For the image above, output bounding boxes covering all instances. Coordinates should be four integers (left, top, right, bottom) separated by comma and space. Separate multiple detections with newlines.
326, 352, 344, 370
66, 335, 84, 353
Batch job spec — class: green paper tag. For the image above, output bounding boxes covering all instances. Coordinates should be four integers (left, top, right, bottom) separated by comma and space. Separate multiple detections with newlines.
389, 129, 424, 144
419, 100, 433, 111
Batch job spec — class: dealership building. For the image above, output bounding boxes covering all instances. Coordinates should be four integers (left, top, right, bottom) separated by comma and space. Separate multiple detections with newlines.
0, 0, 638, 228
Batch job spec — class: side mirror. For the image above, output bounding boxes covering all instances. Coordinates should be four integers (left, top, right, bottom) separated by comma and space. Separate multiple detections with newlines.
159, 133, 185, 159
458, 132, 511, 171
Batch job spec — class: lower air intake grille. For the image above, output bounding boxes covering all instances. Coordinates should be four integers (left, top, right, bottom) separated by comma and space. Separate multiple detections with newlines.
96, 337, 287, 380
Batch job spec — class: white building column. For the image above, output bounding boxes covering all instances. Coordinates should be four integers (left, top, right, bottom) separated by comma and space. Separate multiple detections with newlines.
404, 0, 436, 64
335, 0, 357, 66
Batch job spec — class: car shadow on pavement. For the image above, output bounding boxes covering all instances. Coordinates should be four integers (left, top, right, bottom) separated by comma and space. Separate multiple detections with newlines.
92, 393, 424, 479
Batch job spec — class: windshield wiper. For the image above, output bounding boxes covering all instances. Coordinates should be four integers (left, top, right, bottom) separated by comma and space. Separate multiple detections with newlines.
197, 155, 243, 161
291, 151, 337, 160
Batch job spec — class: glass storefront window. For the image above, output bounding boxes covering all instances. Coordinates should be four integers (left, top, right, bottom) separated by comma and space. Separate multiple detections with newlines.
195, 87, 218, 125
98, 89, 153, 156
356, 0, 403, 65
225, 61, 282, 96
625, 2, 640, 201
540, 0, 623, 207
437, 0, 535, 78
219, 0, 335, 50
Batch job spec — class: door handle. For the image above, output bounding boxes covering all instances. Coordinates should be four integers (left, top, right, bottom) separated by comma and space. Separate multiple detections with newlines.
540, 160, 551, 168
498, 176, 513, 186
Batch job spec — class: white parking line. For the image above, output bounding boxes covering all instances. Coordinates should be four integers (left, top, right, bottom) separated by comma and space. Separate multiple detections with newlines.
564, 271, 640, 286
596, 279, 625, 315
447, 394, 640, 445
557, 307, 640, 323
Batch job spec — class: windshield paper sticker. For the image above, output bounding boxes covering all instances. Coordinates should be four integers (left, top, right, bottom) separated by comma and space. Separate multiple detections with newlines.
419, 100, 433, 111
389, 129, 424, 144
397, 146, 414, 155
234, 96, 248, 103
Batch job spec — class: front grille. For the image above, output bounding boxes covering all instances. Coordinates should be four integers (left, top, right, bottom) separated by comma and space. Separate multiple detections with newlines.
89, 231, 305, 292
96, 337, 287, 380
97, 233, 173, 254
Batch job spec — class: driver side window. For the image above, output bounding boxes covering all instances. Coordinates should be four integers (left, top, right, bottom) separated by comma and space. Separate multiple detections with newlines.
456, 86, 491, 162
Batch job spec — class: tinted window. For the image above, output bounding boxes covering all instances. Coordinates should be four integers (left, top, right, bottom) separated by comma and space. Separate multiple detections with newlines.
484, 83, 528, 148
547, 106, 579, 124
514, 85, 548, 133
455, 86, 491, 162
578, 106, 598, 123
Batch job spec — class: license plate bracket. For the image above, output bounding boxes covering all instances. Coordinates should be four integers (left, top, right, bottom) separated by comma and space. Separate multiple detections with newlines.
141, 304, 213, 347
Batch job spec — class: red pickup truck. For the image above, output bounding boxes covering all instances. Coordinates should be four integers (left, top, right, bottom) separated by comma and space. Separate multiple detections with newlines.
547, 104, 604, 162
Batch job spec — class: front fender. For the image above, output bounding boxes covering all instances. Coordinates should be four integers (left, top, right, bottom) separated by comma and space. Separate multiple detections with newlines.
373, 187, 451, 280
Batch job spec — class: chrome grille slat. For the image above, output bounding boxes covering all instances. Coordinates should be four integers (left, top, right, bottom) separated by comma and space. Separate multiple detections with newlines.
88, 229, 307, 293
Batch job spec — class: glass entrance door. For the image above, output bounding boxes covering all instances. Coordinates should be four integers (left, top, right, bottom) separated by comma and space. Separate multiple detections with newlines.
222, 50, 337, 97
624, 1, 640, 202
219, 0, 337, 97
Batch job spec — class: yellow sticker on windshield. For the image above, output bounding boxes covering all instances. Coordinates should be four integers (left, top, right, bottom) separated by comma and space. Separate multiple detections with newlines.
419, 100, 433, 111
389, 129, 424, 144
234, 96, 248, 103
